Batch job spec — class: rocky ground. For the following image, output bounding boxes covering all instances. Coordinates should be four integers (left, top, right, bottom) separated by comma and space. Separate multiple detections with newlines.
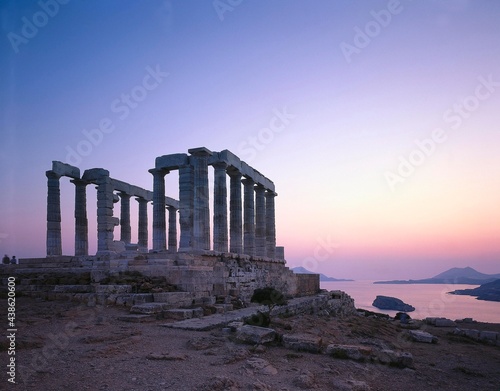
2, 296, 500, 391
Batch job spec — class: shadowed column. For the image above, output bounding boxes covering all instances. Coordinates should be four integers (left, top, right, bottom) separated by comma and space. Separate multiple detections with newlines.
136, 197, 148, 252
119, 192, 131, 244
228, 169, 243, 254
179, 164, 194, 250
213, 162, 228, 252
71, 179, 88, 256
243, 177, 255, 256
254, 185, 266, 257
167, 206, 178, 252
265, 190, 276, 258
149, 168, 169, 251
46, 170, 62, 256
189, 147, 213, 250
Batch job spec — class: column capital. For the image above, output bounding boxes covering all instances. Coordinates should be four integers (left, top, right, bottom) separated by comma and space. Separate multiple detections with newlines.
212, 161, 228, 170
46, 170, 61, 180
242, 177, 255, 186
188, 147, 213, 157
70, 178, 89, 186
227, 167, 241, 178
148, 168, 169, 176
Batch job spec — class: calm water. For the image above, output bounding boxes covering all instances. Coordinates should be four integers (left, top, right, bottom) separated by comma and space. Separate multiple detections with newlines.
321, 280, 500, 324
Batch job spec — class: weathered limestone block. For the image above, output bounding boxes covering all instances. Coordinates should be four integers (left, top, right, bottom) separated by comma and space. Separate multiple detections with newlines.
214, 304, 233, 313
434, 318, 456, 327
479, 330, 498, 342
236, 325, 276, 345
464, 329, 480, 340
426, 317, 456, 327
130, 303, 164, 314
282, 333, 323, 353
406, 330, 438, 343
52, 161, 80, 178
325, 344, 372, 362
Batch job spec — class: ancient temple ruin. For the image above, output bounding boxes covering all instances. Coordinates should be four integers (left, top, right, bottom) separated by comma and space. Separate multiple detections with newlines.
45, 147, 282, 260
13, 147, 318, 305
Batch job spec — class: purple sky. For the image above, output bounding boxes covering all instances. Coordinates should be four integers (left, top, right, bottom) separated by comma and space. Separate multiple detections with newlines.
1, 0, 500, 279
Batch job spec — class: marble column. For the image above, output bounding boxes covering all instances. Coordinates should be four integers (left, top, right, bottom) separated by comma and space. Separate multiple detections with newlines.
265, 190, 276, 259
228, 169, 243, 254
189, 147, 212, 250
119, 192, 131, 244
167, 206, 178, 252
213, 162, 228, 253
71, 179, 88, 256
178, 164, 194, 250
136, 197, 148, 251
149, 168, 169, 251
243, 177, 255, 256
46, 170, 62, 256
254, 185, 266, 257
96, 173, 117, 253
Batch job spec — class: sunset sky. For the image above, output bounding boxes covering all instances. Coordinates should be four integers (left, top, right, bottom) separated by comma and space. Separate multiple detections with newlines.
1, 0, 500, 280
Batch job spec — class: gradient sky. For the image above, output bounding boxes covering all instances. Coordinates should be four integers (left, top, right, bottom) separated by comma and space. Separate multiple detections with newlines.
1, 0, 500, 280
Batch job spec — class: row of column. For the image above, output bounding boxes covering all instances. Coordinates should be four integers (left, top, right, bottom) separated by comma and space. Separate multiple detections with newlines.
46, 170, 166, 256
150, 155, 277, 258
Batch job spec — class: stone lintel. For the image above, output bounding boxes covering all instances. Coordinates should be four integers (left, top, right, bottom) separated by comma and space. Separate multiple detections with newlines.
110, 178, 151, 200
210, 150, 275, 192
82, 168, 110, 182
52, 161, 80, 179
155, 153, 189, 170
188, 147, 213, 157
165, 196, 180, 210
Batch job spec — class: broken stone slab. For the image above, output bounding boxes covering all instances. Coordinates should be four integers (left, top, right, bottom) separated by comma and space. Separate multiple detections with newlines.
374, 349, 413, 368
406, 330, 438, 344
435, 318, 456, 327
282, 333, 323, 353
425, 317, 456, 327
325, 344, 372, 362
479, 330, 498, 342
130, 302, 165, 314
214, 304, 233, 313
236, 325, 276, 345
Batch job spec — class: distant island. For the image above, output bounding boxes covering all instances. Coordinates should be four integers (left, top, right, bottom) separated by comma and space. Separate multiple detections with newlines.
374, 266, 500, 285
449, 279, 500, 302
372, 295, 415, 312
291, 267, 353, 282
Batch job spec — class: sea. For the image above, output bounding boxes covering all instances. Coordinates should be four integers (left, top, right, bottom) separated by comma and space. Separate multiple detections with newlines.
321, 280, 500, 324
